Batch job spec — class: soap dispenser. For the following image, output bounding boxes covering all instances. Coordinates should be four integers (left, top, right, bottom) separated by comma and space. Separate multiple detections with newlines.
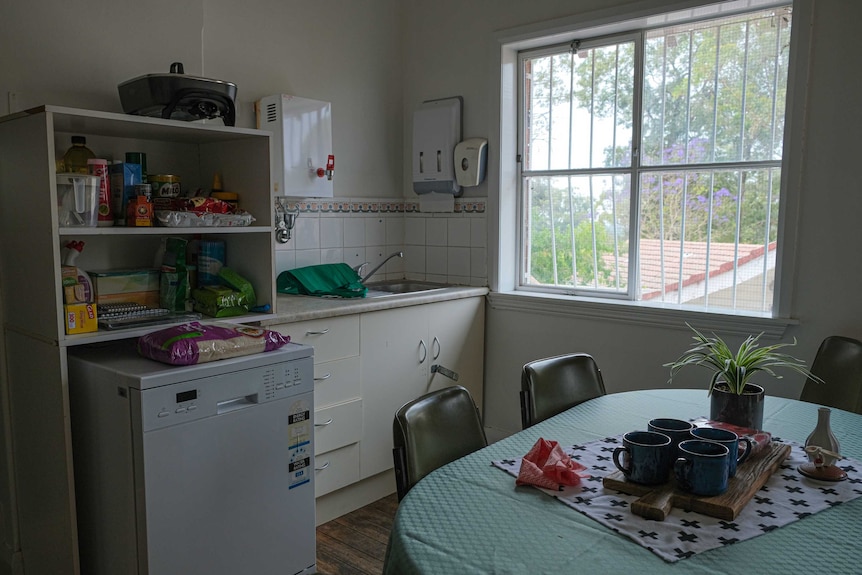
454, 138, 488, 187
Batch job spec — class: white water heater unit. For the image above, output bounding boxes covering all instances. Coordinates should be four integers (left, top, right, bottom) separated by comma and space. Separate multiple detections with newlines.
256, 94, 334, 197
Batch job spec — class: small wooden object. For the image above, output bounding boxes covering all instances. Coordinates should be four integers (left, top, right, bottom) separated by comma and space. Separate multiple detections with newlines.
603, 442, 791, 521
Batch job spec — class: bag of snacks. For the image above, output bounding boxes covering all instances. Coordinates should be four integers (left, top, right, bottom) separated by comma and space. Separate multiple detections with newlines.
137, 321, 290, 365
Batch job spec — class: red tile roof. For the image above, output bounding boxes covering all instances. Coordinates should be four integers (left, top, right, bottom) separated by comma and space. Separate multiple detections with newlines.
632, 239, 776, 300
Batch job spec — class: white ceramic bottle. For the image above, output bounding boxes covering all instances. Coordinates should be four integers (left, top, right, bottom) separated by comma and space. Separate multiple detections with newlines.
804, 407, 840, 467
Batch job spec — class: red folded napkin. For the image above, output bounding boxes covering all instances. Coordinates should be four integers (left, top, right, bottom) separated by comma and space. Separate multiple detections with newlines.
516, 438, 590, 490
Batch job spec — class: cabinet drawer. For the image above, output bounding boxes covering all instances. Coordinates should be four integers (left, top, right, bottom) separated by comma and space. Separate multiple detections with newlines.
314, 398, 362, 455
314, 443, 360, 498
275, 315, 359, 363
314, 357, 361, 408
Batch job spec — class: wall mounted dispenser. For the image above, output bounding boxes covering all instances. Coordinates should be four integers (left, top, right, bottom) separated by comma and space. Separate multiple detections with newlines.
256, 94, 334, 198
412, 96, 462, 197
454, 138, 487, 187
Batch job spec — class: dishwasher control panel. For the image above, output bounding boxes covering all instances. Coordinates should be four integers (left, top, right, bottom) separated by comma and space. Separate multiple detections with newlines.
140, 355, 314, 432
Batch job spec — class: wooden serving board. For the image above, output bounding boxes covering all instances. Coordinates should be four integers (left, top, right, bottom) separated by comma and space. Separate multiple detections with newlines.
602, 442, 791, 521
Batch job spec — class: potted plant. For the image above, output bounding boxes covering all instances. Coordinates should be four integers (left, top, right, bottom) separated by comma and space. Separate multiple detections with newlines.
665, 324, 822, 430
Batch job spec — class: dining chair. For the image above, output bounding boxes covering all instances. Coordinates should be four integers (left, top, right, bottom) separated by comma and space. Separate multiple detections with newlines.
520, 353, 606, 429
392, 385, 487, 501
800, 335, 862, 415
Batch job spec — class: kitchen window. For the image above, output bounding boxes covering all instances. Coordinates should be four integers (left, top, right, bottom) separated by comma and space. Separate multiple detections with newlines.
517, 5, 792, 315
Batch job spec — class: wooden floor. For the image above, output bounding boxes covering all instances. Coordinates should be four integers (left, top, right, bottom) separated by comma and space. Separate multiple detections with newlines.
316, 493, 399, 575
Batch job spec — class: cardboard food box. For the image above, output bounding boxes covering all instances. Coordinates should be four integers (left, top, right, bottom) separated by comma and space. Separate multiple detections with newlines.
109, 162, 143, 226
64, 303, 97, 334
127, 196, 154, 227
90, 268, 160, 307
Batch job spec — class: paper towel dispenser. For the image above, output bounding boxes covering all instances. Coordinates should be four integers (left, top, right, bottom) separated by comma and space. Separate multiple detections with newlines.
412, 97, 462, 196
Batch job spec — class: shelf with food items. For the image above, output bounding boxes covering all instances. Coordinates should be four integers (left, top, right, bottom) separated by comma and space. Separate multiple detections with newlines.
2, 106, 278, 346
58, 238, 276, 347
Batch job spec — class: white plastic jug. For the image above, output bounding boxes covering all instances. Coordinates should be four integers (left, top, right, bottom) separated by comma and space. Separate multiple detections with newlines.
56, 173, 99, 227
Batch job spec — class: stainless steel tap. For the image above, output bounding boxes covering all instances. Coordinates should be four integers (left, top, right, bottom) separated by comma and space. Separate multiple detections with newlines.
354, 251, 403, 283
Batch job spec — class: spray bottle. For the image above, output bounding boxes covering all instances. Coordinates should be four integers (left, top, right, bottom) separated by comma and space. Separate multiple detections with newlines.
62, 240, 94, 303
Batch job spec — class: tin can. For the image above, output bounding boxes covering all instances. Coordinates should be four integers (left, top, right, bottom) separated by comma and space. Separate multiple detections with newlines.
150, 174, 181, 198
134, 183, 152, 201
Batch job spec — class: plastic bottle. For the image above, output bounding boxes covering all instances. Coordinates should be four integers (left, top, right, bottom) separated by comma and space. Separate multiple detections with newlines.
61, 240, 94, 303
61, 136, 96, 174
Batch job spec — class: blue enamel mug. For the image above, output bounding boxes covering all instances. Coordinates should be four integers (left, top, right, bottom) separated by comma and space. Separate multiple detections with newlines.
690, 426, 752, 477
648, 418, 696, 462
612, 431, 673, 485
674, 439, 731, 496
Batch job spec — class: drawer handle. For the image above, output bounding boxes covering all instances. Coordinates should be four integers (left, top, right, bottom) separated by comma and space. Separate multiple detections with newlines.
315, 461, 330, 471
314, 373, 332, 382
419, 339, 427, 364
306, 328, 330, 335
432, 336, 441, 360
315, 418, 334, 427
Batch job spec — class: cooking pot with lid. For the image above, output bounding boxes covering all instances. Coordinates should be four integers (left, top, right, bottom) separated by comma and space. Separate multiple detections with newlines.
118, 62, 237, 126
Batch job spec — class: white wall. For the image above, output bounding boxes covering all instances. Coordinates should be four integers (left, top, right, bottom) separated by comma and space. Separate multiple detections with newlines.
0, 0, 404, 199
401, 0, 862, 434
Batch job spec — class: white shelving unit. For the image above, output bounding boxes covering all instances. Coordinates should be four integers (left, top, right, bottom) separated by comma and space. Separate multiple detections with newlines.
0, 106, 275, 574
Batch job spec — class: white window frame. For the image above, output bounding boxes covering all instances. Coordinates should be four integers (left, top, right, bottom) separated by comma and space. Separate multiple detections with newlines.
488, 0, 811, 337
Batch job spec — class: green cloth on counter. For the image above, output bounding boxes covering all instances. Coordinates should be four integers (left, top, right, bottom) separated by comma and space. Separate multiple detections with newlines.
277, 263, 367, 298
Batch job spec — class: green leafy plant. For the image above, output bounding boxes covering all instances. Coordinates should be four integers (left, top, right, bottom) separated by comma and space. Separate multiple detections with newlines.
665, 324, 823, 395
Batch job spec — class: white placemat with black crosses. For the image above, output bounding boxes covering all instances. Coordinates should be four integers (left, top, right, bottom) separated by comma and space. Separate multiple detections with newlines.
492, 436, 862, 562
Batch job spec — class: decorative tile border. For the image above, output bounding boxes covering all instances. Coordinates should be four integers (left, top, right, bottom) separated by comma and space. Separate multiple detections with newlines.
277, 196, 486, 214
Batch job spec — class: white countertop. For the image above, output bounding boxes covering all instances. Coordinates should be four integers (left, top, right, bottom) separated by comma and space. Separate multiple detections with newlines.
260, 285, 489, 326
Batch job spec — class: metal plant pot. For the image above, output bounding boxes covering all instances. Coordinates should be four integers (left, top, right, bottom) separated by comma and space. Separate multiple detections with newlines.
710, 383, 765, 430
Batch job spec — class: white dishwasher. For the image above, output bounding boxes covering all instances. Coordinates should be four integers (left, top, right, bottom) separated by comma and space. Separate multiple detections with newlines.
68, 340, 316, 575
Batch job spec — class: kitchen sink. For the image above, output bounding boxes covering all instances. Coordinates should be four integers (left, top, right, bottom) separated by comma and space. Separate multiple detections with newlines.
364, 281, 448, 297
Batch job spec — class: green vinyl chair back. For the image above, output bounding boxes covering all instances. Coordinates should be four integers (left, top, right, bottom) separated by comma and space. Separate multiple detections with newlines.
800, 335, 862, 415
392, 385, 487, 501
520, 353, 606, 429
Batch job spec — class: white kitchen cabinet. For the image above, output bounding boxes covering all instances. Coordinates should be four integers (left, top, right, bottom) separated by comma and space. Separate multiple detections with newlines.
0, 106, 275, 574
267, 295, 485, 509
312, 444, 361, 498
272, 315, 362, 497
359, 297, 485, 479
314, 398, 363, 456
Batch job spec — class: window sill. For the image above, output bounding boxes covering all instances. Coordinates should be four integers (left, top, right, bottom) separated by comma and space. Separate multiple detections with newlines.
486, 290, 797, 338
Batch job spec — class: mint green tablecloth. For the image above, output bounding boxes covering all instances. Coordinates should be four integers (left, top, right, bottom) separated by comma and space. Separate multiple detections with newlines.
383, 389, 862, 574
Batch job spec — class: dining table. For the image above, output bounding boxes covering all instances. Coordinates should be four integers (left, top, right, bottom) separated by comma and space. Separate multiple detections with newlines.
382, 389, 862, 574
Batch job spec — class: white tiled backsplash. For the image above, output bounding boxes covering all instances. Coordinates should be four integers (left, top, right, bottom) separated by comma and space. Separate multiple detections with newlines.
274, 197, 487, 286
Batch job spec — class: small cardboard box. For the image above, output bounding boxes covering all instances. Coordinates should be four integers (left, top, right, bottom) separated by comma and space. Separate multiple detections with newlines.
64, 303, 97, 334
127, 196, 153, 227
90, 269, 160, 307
109, 162, 143, 226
